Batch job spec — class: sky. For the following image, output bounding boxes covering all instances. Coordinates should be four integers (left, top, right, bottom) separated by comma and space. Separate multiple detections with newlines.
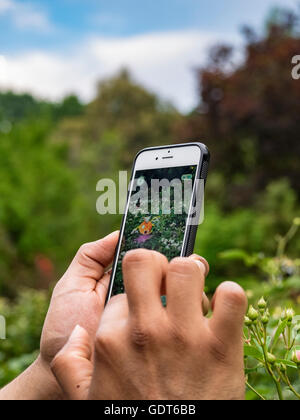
0, 0, 298, 111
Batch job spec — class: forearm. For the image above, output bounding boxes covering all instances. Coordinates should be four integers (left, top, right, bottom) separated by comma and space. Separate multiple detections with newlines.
0, 356, 63, 400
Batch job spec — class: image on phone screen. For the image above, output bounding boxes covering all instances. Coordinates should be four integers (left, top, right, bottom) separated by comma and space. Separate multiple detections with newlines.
110, 165, 198, 296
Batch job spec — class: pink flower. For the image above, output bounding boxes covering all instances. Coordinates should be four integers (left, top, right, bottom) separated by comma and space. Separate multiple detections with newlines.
296, 351, 300, 362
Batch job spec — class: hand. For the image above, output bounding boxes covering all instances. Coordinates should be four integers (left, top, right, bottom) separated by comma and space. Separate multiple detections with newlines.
39, 230, 119, 398
40, 231, 119, 366
0, 231, 119, 400
51, 249, 247, 400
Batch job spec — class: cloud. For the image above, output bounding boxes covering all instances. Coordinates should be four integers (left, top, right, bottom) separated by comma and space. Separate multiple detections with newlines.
0, 0, 53, 31
0, 0, 11, 13
0, 30, 239, 112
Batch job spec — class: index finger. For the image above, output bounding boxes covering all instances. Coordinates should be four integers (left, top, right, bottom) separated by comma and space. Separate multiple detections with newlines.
123, 249, 168, 322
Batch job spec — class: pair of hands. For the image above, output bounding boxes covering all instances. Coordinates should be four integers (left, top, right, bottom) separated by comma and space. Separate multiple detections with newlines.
40, 231, 247, 400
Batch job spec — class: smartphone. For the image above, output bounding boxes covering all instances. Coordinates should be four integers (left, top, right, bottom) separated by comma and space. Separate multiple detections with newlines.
106, 142, 210, 302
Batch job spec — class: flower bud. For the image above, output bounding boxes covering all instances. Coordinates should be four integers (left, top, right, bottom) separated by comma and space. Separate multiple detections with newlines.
248, 305, 259, 321
258, 297, 267, 311
292, 351, 300, 365
293, 217, 300, 227
244, 316, 252, 327
261, 314, 269, 325
286, 309, 295, 322
281, 310, 286, 321
266, 353, 276, 365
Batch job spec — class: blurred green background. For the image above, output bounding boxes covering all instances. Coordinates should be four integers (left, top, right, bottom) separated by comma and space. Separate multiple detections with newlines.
0, 5, 299, 399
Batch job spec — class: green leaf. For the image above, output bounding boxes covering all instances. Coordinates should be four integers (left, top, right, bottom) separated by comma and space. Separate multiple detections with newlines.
252, 338, 263, 351
219, 249, 254, 265
220, 249, 250, 260
245, 365, 261, 374
271, 319, 288, 350
276, 359, 298, 369
244, 345, 263, 360
266, 336, 272, 349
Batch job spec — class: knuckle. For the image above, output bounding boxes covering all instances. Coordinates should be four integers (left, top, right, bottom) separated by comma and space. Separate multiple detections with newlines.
170, 329, 189, 347
75, 242, 101, 274
129, 319, 157, 348
208, 333, 229, 365
76, 243, 93, 265
78, 242, 91, 256
131, 328, 151, 348
167, 322, 195, 349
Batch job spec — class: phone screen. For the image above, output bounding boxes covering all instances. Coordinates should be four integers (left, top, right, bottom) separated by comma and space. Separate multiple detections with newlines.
110, 164, 198, 297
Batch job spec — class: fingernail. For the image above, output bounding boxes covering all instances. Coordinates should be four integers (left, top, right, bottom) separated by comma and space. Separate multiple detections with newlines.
70, 325, 84, 340
192, 259, 207, 274
190, 255, 210, 276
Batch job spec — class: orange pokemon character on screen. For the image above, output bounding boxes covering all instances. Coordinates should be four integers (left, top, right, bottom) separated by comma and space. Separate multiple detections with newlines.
139, 218, 153, 235
132, 217, 160, 244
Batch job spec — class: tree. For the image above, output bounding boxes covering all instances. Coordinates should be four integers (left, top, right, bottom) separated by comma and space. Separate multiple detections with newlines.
0, 91, 84, 125
0, 118, 94, 296
178, 8, 300, 207
83, 70, 180, 169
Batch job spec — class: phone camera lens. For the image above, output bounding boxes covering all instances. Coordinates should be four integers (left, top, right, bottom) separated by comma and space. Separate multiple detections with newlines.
156, 157, 158, 160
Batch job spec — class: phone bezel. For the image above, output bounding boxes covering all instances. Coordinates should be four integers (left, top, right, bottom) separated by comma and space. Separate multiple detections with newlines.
135, 145, 201, 170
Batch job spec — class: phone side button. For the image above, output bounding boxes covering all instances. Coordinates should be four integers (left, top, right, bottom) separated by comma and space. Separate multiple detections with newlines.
200, 160, 209, 180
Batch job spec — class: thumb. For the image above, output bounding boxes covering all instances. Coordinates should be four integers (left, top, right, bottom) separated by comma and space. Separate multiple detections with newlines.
63, 231, 119, 288
51, 325, 93, 400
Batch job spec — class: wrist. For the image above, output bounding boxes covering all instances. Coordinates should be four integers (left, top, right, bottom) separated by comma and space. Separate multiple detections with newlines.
0, 354, 63, 400
32, 355, 64, 400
